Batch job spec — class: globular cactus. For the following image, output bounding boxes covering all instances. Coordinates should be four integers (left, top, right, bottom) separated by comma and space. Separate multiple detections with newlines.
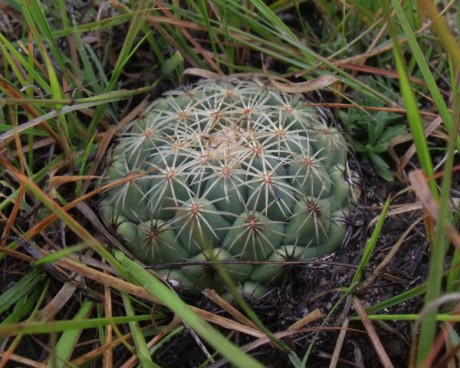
101, 78, 357, 298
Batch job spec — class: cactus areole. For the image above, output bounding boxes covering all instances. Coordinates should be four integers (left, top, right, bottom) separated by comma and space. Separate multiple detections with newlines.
101, 78, 356, 298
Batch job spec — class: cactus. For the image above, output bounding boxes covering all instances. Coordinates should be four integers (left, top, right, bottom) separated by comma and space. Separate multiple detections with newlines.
101, 78, 357, 297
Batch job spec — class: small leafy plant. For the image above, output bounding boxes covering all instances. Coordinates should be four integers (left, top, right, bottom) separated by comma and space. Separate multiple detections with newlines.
101, 78, 358, 297
340, 77, 407, 181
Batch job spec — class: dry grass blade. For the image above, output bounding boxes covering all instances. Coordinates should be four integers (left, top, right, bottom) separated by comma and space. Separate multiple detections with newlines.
0, 157, 136, 274
54, 257, 159, 303
70, 330, 136, 366
209, 326, 363, 368
439, 323, 459, 368
0, 352, 46, 368
182, 68, 221, 79
329, 317, 349, 368
179, 308, 265, 339
119, 317, 182, 368
360, 217, 422, 289
339, 63, 428, 86
0, 185, 24, 247
103, 267, 113, 368
6, 165, 149, 251
34, 282, 79, 322
269, 74, 339, 93
203, 289, 260, 331
49, 175, 101, 190
352, 297, 394, 368
0, 79, 63, 149
52, 257, 267, 339
287, 308, 324, 330
389, 116, 443, 180
367, 202, 422, 227
0, 244, 33, 262
408, 170, 460, 249
151, 0, 218, 70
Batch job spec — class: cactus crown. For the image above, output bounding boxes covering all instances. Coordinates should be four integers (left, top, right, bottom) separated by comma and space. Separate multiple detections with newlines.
101, 78, 356, 297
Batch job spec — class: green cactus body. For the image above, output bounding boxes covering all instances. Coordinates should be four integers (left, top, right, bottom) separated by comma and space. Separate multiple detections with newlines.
101, 79, 357, 297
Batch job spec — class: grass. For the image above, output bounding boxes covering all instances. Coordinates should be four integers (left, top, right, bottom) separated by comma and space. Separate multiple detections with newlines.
1, 0, 460, 366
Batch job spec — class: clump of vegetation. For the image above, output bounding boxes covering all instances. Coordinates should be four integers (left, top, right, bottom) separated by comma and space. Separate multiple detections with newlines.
340, 77, 407, 181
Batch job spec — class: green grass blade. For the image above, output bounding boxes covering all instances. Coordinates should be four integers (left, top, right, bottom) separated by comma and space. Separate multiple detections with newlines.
52, 300, 94, 368
365, 283, 427, 314
1, 289, 42, 325
381, 0, 436, 195
421, 0, 460, 67
72, 27, 103, 94
0, 89, 152, 143
161, 51, 184, 79
197, 0, 220, 72
113, 250, 265, 368
351, 197, 391, 286
19, 0, 73, 154
87, 1, 151, 134
417, 84, 460, 367
32, 243, 89, 265
19, 0, 66, 68
122, 294, 160, 368
0, 269, 45, 315
0, 315, 151, 336
0, 32, 52, 95
390, 0, 460, 152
